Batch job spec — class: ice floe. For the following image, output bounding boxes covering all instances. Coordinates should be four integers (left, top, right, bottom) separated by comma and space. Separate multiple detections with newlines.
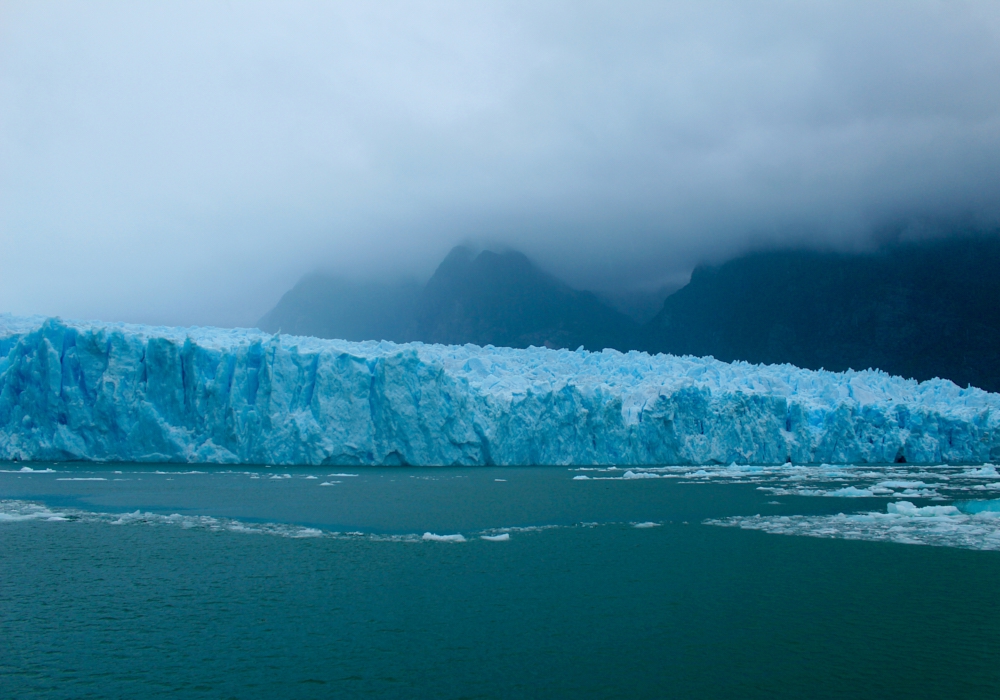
570, 462, 1000, 501
707, 500, 1000, 551
421, 533, 467, 542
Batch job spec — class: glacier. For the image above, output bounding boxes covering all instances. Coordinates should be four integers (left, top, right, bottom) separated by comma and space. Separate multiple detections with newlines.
1, 314, 998, 466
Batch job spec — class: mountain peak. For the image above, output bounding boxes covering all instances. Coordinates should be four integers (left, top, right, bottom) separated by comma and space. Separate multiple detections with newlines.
260, 246, 638, 351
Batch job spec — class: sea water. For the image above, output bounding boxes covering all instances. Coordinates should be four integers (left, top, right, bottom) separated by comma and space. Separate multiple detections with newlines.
1, 463, 999, 699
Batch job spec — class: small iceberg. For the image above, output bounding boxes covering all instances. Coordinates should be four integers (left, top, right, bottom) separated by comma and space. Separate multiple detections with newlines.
826, 486, 874, 497
887, 501, 960, 517
422, 532, 466, 542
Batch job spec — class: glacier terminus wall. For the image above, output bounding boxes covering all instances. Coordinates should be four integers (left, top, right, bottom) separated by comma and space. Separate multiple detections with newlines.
1, 315, 998, 466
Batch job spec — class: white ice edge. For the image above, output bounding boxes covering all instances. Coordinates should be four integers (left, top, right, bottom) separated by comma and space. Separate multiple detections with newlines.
422, 532, 467, 542
707, 500, 1000, 551
0, 498, 684, 545
569, 462, 1000, 500
7, 493, 998, 551
0, 499, 599, 543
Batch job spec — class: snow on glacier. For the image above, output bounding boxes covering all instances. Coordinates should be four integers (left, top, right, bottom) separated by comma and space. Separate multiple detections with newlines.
1, 314, 999, 466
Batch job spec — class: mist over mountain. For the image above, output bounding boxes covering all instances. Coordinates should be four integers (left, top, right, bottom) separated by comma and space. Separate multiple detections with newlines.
259, 246, 639, 351
6, 4, 1000, 328
644, 235, 1000, 392
256, 274, 421, 343
415, 247, 638, 350
261, 235, 1000, 392
594, 286, 681, 325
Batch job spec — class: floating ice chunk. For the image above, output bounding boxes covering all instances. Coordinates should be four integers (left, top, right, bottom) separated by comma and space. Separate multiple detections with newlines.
708, 499, 1000, 550
55, 477, 106, 481
0, 500, 70, 522
305, 475, 317, 479
481, 533, 510, 541
291, 528, 323, 538
962, 465, 999, 478
827, 486, 874, 497
887, 501, 960, 517
632, 522, 660, 528
622, 470, 661, 479
572, 475, 590, 480
112, 510, 143, 524
422, 532, 466, 542
494, 478, 507, 482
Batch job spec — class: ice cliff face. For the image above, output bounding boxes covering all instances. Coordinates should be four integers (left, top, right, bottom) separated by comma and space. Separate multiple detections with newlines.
1, 315, 998, 466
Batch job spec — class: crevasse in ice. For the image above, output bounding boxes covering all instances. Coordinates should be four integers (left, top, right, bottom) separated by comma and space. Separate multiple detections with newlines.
1, 315, 998, 466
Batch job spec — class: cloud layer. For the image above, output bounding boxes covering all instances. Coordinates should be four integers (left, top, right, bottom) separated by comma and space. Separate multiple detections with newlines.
3, 1, 1000, 326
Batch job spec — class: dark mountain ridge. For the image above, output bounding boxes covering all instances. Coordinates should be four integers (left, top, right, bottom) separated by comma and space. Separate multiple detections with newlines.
645, 235, 1000, 391
260, 235, 1000, 392
415, 247, 638, 350
259, 246, 639, 351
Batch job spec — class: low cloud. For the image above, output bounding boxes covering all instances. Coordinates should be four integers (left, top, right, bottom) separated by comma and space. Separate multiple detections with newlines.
3, 1, 999, 326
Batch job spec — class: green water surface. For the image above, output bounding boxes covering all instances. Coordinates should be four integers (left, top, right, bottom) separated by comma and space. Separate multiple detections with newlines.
1, 465, 997, 699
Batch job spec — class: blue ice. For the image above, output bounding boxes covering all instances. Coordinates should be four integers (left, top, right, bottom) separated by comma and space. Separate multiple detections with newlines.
2, 315, 998, 466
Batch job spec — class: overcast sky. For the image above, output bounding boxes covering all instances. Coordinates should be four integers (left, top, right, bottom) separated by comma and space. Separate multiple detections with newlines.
3, 1, 1000, 327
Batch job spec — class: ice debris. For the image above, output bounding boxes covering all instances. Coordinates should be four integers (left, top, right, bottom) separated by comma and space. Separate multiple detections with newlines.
708, 500, 1000, 551
422, 532, 466, 542
2, 315, 1000, 466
